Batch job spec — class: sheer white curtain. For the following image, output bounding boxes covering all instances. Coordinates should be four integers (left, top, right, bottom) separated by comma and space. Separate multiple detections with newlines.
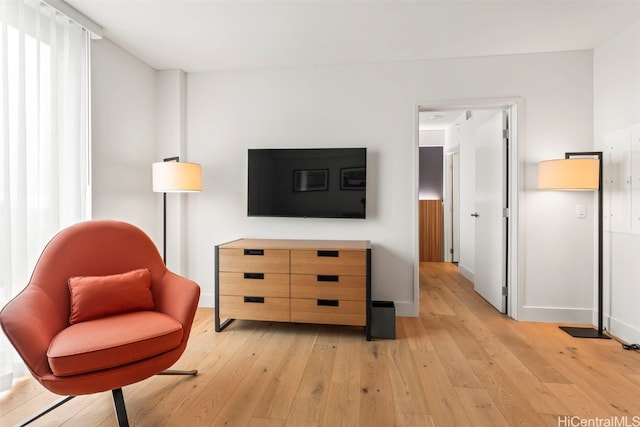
0, 0, 90, 391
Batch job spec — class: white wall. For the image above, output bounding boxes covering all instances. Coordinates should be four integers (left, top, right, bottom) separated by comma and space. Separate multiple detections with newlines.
594, 21, 640, 343
418, 130, 444, 147
186, 50, 595, 318
155, 70, 191, 274
91, 42, 206, 305
91, 39, 158, 241
89, 39, 598, 322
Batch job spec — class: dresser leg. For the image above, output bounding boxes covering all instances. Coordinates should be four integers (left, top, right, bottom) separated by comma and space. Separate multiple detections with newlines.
216, 318, 235, 332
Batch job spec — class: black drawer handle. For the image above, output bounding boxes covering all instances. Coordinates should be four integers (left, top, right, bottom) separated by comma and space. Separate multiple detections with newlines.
244, 249, 264, 256
317, 299, 339, 307
244, 296, 265, 304
244, 272, 265, 280
317, 250, 339, 257
317, 275, 339, 282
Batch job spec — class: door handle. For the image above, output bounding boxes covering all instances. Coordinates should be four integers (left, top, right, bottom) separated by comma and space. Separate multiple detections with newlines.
470, 212, 479, 218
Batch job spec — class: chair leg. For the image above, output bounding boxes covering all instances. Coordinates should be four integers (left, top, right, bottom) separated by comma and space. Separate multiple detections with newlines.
158, 369, 198, 376
112, 388, 129, 427
16, 395, 75, 426
110, 372, 195, 426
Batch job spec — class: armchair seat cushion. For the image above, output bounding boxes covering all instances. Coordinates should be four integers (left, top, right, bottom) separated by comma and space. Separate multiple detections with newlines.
47, 311, 183, 377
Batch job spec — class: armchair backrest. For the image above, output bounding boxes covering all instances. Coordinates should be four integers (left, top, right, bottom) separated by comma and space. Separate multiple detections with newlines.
1, 220, 168, 379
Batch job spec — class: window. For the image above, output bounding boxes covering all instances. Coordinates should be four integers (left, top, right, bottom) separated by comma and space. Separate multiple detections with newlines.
0, 0, 91, 391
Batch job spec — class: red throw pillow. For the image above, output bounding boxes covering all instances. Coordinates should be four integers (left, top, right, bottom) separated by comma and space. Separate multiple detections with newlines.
68, 268, 155, 324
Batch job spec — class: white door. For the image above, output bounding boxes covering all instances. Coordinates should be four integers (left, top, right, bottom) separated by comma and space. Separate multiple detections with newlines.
452, 152, 460, 263
444, 152, 460, 263
473, 110, 508, 313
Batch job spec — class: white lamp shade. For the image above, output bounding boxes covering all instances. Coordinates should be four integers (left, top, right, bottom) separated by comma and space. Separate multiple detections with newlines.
152, 161, 202, 192
537, 158, 599, 190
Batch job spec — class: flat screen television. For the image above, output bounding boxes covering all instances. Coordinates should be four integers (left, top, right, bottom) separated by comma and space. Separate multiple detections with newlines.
248, 148, 366, 219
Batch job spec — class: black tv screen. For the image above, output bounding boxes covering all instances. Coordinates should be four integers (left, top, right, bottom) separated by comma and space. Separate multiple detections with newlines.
248, 148, 366, 219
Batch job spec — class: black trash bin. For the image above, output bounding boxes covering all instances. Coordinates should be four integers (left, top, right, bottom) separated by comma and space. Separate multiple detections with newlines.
371, 300, 395, 339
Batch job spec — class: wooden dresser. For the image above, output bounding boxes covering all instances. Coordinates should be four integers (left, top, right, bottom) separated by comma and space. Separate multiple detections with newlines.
215, 238, 372, 339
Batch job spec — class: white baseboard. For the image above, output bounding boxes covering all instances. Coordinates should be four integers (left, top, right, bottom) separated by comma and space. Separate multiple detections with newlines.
394, 301, 418, 317
608, 316, 640, 344
519, 306, 592, 324
199, 296, 637, 340
457, 264, 474, 282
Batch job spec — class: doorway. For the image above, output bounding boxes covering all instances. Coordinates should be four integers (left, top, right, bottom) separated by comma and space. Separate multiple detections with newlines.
418, 145, 444, 262
416, 99, 520, 319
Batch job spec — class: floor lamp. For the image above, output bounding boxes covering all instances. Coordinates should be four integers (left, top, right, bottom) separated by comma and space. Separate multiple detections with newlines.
152, 157, 202, 264
538, 151, 610, 339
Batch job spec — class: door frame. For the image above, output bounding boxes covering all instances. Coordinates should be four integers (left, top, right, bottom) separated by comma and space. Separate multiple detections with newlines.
414, 97, 523, 320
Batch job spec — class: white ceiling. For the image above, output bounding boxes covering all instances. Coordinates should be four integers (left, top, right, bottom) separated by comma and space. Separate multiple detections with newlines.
66, 0, 640, 73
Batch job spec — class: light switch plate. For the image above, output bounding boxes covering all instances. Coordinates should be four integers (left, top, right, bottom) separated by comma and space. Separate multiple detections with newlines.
576, 204, 587, 219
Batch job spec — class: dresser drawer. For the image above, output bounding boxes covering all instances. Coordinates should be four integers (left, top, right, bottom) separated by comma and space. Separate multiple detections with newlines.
219, 272, 289, 298
219, 248, 289, 274
290, 298, 365, 326
290, 274, 365, 301
218, 295, 290, 322
290, 250, 366, 276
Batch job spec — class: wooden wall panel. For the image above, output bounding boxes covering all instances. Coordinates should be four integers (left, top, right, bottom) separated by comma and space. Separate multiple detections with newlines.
419, 200, 443, 262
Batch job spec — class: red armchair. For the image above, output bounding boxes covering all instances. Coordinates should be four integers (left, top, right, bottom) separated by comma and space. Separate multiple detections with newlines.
0, 220, 200, 426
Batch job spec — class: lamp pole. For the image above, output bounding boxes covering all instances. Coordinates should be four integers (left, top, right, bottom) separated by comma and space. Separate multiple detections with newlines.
162, 157, 179, 264
561, 151, 608, 339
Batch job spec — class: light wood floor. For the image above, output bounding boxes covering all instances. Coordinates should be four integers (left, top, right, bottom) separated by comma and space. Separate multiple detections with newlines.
2, 262, 640, 426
